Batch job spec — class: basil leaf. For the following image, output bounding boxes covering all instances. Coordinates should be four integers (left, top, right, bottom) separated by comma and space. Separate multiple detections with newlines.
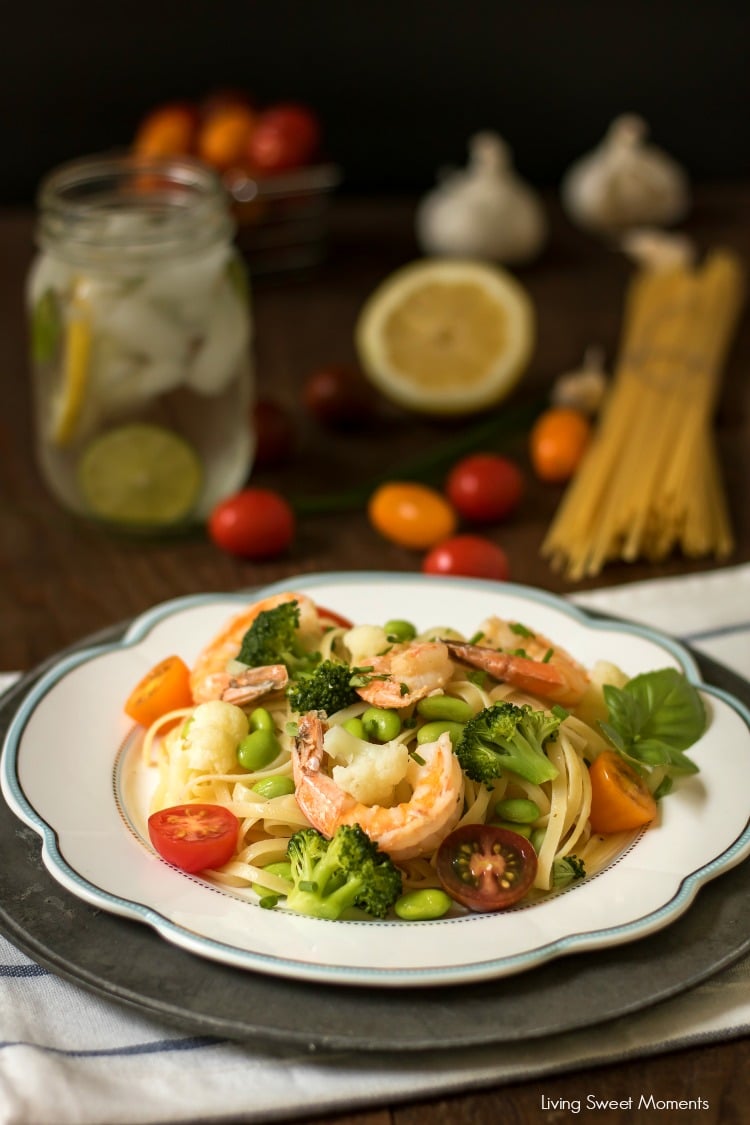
599, 668, 705, 780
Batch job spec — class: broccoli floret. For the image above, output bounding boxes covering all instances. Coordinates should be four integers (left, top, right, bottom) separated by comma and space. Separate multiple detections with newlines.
285, 825, 402, 921
456, 701, 563, 786
236, 601, 319, 674
287, 660, 359, 716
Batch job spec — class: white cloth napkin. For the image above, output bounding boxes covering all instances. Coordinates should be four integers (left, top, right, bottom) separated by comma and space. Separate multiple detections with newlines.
1, 566, 749, 1125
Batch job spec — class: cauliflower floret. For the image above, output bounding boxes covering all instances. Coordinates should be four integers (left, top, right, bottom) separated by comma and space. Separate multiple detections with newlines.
324, 723, 409, 806
343, 624, 390, 666
185, 701, 249, 773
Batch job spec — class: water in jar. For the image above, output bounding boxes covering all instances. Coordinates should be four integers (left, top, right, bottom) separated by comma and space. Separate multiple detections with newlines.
28, 172, 254, 530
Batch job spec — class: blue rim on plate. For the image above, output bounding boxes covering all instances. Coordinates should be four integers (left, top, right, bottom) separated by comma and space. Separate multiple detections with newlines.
3, 572, 750, 989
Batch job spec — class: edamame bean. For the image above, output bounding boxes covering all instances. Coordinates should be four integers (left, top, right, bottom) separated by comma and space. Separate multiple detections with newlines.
492, 819, 533, 839
238, 728, 280, 771
384, 619, 417, 643
530, 828, 546, 854
249, 707, 275, 732
361, 707, 402, 743
394, 888, 453, 921
342, 717, 366, 739
251, 860, 293, 899
494, 798, 541, 824
416, 719, 466, 746
251, 775, 296, 799
417, 695, 473, 723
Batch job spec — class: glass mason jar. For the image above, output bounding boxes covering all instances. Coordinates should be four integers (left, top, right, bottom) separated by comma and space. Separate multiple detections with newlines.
27, 155, 255, 531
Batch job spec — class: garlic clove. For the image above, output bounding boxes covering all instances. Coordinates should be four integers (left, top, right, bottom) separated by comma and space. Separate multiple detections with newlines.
416, 131, 547, 265
621, 227, 697, 272
561, 114, 690, 234
551, 347, 608, 415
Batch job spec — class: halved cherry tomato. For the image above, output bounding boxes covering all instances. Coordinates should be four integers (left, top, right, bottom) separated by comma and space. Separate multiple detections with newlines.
208, 488, 295, 560
588, 750, 658, 834
436, 824, 538, 912
124, 655, 193, 728
529, 407, 591, 483
422, 534, 510, 581
445, 453, 524, 524
368, 482, 457, 550
148, 804, 239, 873
316, 606, 353, 630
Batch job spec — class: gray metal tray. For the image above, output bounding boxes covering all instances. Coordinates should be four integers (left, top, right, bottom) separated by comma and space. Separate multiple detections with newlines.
1, 624, 748, 1052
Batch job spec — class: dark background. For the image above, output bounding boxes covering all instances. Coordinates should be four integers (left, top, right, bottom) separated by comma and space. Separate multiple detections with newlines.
2, 0, 748, 204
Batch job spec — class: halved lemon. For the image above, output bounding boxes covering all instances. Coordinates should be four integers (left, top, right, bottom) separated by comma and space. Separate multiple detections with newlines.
77, 423, 202, 529
355, 258, 535, 416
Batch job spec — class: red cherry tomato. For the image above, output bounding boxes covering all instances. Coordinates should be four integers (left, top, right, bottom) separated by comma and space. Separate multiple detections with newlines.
303, 364, 374, 428
316, 606, 354, 629
248, 103, 321, 173
436, 824, 538, 911
208, 488, 295, 560
252, 399, 295, 468
148, 804, 239, 873
445, 453, 524, 524
422, 535, 510, 581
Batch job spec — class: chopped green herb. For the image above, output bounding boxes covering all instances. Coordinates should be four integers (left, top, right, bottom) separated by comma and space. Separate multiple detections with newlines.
510, 623, 535, 639
410, 750, 426, 766
542, 648, 554, 663
468, 631, 485, 645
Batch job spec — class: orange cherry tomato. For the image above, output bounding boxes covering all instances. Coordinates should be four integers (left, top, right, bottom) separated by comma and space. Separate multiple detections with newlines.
588, 750, 658, 834
368, 482, 457, 550
148, 803, 239, 873
197, 103, 257, 171
529, 407, 591, 483
124, 655, 193, 728
134, 102, 198, 158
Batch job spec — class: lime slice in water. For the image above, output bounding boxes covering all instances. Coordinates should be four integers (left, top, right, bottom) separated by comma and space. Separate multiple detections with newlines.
77, 423, 202, 529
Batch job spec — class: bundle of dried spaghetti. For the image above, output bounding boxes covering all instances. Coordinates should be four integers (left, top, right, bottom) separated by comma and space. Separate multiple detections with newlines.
542, 249, 745, 580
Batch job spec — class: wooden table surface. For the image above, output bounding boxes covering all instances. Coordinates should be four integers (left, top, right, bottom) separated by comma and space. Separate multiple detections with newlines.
1, 185, 749, 1123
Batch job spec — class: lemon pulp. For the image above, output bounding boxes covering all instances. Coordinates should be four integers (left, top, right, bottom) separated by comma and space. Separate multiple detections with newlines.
356, 259, 534, 416
77, 423, 203, 528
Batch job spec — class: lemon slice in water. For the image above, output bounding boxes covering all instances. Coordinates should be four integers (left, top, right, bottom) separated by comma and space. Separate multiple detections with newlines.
77, 424, 203, 529
355, 258, 535, 416
53, 299, 92, 446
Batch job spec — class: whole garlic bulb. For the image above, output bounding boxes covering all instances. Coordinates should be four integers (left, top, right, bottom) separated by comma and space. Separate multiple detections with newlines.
561, 114, 690, 234
416, 132, 547, 265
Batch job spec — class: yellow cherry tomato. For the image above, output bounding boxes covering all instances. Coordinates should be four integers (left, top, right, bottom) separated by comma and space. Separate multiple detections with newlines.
368, 482, 457, 550
530, 407, 591, 483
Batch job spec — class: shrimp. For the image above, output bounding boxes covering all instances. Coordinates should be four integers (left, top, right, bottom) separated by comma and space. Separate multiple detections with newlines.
292, 712, 465, 862
190, 591, 320, 704
353, 642, 455, 709
444, 617, 589, 707
199, 664, 289, 706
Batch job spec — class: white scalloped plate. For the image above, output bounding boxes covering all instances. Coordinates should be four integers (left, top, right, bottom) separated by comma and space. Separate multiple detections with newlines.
3, 572, 750, 988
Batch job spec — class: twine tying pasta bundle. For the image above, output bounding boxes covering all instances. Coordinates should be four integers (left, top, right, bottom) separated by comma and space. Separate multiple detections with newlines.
542, 249, 745, 580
